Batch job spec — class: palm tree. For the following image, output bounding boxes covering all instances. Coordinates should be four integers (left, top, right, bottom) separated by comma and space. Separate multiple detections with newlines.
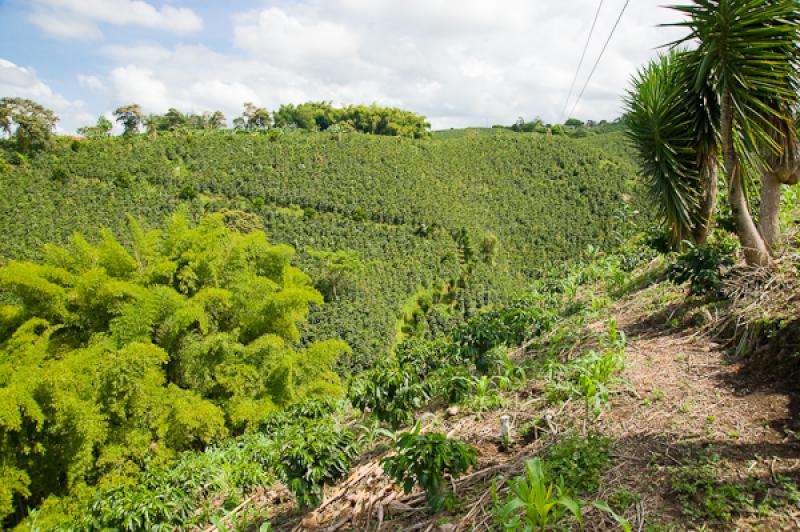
758, 104, 800, 253
625, 49, 719, 248
669, 0, 800, 266
628, 0, 799, 265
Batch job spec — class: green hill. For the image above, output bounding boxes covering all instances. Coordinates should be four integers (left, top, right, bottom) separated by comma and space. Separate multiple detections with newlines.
0, 129, 643, 370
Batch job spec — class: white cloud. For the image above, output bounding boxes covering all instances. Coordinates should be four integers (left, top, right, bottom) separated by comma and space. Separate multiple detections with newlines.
14, 1, 693, 131
28, 0, 203, 40
234, 7, 359, 69
77, 74, 105, 91
109, 65, 170, 110
0, 58, 93, 131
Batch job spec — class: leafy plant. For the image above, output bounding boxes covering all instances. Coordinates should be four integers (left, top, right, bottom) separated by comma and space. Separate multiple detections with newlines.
668, 235, 738, 295
544, 434, 611, 495
670, 453, 800, 524
278, 419, 360, 509
462, 375, 506, 413
493, 458, 585, 531
0, 211, 349, 524
493, 458, 630, 532
382, 426, 477, 512
348, 365, 430, 428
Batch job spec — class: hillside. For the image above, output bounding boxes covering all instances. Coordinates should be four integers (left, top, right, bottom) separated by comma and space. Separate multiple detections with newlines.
0, 129, 643, 370
265, 253, 800, 531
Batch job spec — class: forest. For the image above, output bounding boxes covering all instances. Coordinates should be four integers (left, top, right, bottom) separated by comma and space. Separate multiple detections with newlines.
2, 0, 800, 530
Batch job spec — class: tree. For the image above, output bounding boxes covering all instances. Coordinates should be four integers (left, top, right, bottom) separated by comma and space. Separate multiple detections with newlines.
77, 116, 113, 139
627, 0, 799, 264
626, 49, 719, 248
242, 102, 271, 130
161, 107, 188, 131
113, 104, 143, 136
143, 114, 160, 139
308, 248, 365, 300
206, 110, 226, 129
565, 118, 584, 127
0, 211, 348, 524
0, 97, 58, 153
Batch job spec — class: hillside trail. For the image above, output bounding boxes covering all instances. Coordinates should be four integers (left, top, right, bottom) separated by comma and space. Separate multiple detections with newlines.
595, 290, 800, 529
268, 283, 800, 531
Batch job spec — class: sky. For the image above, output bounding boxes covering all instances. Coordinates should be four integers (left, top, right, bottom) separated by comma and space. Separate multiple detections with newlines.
0, 0, 688, 133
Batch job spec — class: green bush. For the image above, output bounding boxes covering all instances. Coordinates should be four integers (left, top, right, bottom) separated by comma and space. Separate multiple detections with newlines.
544, 433, 611, 495
278, 419, 360, 509
668, 235, 737, 296
382, 427, 477, 512
348, 365, 430, 428
0, 211, 347, 525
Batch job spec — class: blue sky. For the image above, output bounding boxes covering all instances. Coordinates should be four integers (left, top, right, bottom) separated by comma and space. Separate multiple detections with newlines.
0, 0, 684, 133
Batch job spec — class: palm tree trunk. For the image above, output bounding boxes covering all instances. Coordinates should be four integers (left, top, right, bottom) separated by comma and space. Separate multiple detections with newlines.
692, 157, 719, 245
721, 92, 771, 266
758, 171, 782, 255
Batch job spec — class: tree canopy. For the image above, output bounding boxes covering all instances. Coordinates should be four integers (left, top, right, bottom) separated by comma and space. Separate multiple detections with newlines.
0, 97, 58, 153
0, 211, 348, 524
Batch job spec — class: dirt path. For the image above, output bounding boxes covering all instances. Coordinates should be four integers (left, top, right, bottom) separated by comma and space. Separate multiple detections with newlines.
597, 293, 800, 529
266, 282, 800, 531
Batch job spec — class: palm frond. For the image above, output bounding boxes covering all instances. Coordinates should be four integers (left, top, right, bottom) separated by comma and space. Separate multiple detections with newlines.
625, 49, 714, 246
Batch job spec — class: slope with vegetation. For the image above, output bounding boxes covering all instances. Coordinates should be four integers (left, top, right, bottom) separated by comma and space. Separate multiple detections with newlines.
0, 128, 641, 371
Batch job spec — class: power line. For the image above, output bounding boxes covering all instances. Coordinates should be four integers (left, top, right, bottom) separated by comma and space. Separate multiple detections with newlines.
567, 0, 630, 119
562, 0, 605, 121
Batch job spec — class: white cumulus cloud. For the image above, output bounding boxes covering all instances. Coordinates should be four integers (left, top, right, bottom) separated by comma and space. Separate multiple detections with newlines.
28, 0, 203, 40
0, 58, 92, 130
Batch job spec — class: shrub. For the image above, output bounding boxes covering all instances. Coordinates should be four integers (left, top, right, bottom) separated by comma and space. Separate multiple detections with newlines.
0, 211, 347, 524
51, 166, 70, 182
668, 235, 737, 296
278, 419, 360, 509
348, 365, 429, 428
382, 427, 477, 512
544, 434, 611, 495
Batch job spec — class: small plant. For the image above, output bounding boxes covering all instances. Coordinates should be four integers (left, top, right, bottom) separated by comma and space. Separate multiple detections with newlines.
667, 235, 737, 296
382, 425, 477, 512
669, 453, 800, 523
545, 321, 625, 422
462, 375, 506, 413
493, 458, 584, 531
493, 458, 631, 532
279, 419, 360, 509
544, 433, 611, 495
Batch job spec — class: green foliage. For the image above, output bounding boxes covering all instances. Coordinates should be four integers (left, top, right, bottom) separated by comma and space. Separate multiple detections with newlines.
0, 130, 643, 370
0, 97, 58, 154
453, 293, 557, 374
278, 418, 360, 509
274, 102, 431, 138
382, 426, 477, 512
0, 211, 347, 525
545, 321, 626, 419
78, 116, 113, 139
308, 248, 365, 300
668, 234, 738, 295
625, 49, 715, 246
544, 434, 611, 495
461, 375, 507, 413
65, 432, 277, 531
348, 365, 430, 429
670, 453, 800, 524
113, 104, 143, 136
493, 458, 585, 532
493, 458, 630, 532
